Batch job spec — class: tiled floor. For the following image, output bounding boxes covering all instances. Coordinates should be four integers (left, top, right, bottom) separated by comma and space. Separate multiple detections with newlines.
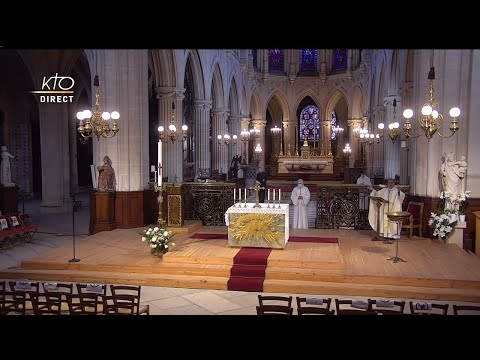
1, 193, 480, 315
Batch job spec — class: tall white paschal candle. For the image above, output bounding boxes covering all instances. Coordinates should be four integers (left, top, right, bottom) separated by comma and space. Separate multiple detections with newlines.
158, 140, 162, 186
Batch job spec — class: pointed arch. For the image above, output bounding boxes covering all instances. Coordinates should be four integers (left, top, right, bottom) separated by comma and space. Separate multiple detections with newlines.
293, 90, 321, 119
266, 90, 289, 121
184, 49, 205, 99
211, 63, 224, 109
352, 86, 364, 119
150, 49, 177, 88
250, 88, 261, 118
325, 89, 349, 120
228, 77, 239, 115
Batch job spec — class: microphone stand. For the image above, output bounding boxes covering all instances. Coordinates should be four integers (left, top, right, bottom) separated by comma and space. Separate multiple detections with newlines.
69, 194, 80, 263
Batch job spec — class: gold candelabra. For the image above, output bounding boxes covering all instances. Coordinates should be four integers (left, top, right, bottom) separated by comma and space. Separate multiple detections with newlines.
402, 67, 460, 139
76, 75, 119, 140
150, 181, 167, 228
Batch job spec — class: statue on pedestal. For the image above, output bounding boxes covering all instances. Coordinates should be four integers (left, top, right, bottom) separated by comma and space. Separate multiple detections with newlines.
97, 155, 116, 191
0, 146, 15, 187
440, 152, 467, 211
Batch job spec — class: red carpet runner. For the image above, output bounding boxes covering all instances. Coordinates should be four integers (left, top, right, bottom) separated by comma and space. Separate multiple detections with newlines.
189, 233, 338, 292
227, 247, 271, 292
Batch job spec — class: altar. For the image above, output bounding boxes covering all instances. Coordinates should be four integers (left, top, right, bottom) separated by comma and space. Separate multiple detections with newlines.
225, 203, 290, 249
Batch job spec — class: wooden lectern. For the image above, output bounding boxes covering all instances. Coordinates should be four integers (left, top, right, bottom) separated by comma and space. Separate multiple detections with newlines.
370, 196, 389, 241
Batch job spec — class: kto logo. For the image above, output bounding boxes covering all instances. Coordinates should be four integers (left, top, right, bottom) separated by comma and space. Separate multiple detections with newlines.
31, 73, 75, 103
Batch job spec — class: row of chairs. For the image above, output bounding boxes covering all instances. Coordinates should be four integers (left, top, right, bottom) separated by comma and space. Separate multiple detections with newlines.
0, 213, 39, 249
256, 295, 480, 315
0, 280, 150, 315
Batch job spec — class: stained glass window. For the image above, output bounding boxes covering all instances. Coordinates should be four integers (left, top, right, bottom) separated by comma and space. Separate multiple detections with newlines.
331, 110, 337, 140
332, 49, 348, 72
252, 49, 258, 70
269, 49, 284, 73
300, 49, 318, 73
299, 105, 320, 143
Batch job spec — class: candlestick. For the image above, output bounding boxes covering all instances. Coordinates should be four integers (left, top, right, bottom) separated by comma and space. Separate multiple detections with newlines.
158, 140, 162, 186
233, 187, 236, 205
244, 188, 247, 207
273, 189, 276, 202
268, 188, 270, 201
278, 189, 281, 207
154, 171, 157, 184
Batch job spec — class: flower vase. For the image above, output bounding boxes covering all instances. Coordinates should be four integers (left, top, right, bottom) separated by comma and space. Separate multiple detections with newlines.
459, 214, 466, 222
151, 249, 166, 258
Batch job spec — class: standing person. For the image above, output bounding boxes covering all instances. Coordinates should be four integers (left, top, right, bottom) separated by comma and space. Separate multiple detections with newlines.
356, 169, 372, 210
291, 179, 311, 229
356, 170, 372, 186
368, 178, 405, 238
0, 146, 15, 187
256, 167, 267, 203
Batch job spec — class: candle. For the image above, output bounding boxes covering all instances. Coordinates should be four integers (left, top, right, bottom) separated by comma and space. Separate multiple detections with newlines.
233, 188, 236, 203
150, 165, 155, 172
273, 189, 275, 202
279, 189, 281, 204
158, 140, 162, 186
238, 188, 241, 202
154, 171, 157, 184
244, 188, 247, 203
268, 189, 270, 201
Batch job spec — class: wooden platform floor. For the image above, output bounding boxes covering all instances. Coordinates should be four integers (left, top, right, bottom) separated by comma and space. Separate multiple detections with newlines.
2, 226, 480, 302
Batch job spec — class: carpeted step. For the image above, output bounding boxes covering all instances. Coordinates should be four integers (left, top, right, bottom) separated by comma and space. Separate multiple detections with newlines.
230, 264, 266, 278
227, 277, 264, 292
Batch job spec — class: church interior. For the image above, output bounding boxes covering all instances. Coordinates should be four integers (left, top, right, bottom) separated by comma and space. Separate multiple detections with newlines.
0, 49, 479, 315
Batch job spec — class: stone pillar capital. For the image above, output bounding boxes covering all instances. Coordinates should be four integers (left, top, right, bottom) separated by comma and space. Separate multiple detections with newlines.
348, 119, 364, 127
155, 87, 185, 101
194, 99, 212, 110
251, 119, 267, 128
282, 120, 295, 128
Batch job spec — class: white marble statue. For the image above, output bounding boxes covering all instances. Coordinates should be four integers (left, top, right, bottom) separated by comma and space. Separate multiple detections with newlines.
0, 146, 15, 187
440, 152, 467, 211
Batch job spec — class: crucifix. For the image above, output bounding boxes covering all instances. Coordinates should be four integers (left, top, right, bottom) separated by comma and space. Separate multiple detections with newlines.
250, 180, 265, 208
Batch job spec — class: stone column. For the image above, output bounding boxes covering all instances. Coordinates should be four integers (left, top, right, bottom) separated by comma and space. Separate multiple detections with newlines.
348, 119, 363, 168
283, 120, 295, 156
321, 120, 332, 156
156, 87, 185, 183
383, 96, 401, 180
228, 114, 242, 159
240, 117, 250, 164
38, 104, 71, 213
211, 108, 229, 174
193, 99, 212, 175
93, 49, 149, 190
372, 106, 386, 176
398, 82, 413, 185
251, 119, 266, 168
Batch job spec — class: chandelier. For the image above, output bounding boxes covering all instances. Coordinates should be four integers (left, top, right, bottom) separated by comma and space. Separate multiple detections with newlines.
217, 117, 237, 145
342, 143, 352, 155
353, 125, 379, 145
377, 99, 400, 143
402, 67, 460, 139
76, 75, 120, 140
158, 101, 188, 142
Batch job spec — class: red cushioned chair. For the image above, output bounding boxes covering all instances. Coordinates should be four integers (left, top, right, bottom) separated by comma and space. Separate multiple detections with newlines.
402, 201, 424, 239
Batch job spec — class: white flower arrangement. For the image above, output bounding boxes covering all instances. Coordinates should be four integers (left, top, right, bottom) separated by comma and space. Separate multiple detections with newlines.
141, 226, 175, 256
428, 210, 457, 241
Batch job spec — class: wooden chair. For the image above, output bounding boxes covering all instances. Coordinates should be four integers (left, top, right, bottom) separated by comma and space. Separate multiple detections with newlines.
65, 293, 102, 315
109, 285, 149, 315
402, 201, 424, 238
41, 282, 74, 315
296, 297, 334, 315
8, 280, 39, 315
257, 295, 293, 315
335, 299, 378, 315
409, 301, 449, 315
452, 305, 480, 315
368, 299, 405, 315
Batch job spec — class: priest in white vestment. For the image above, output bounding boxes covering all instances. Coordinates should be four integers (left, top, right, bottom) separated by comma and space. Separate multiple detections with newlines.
368, 178, 406, 238
291, 179, 311, 229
